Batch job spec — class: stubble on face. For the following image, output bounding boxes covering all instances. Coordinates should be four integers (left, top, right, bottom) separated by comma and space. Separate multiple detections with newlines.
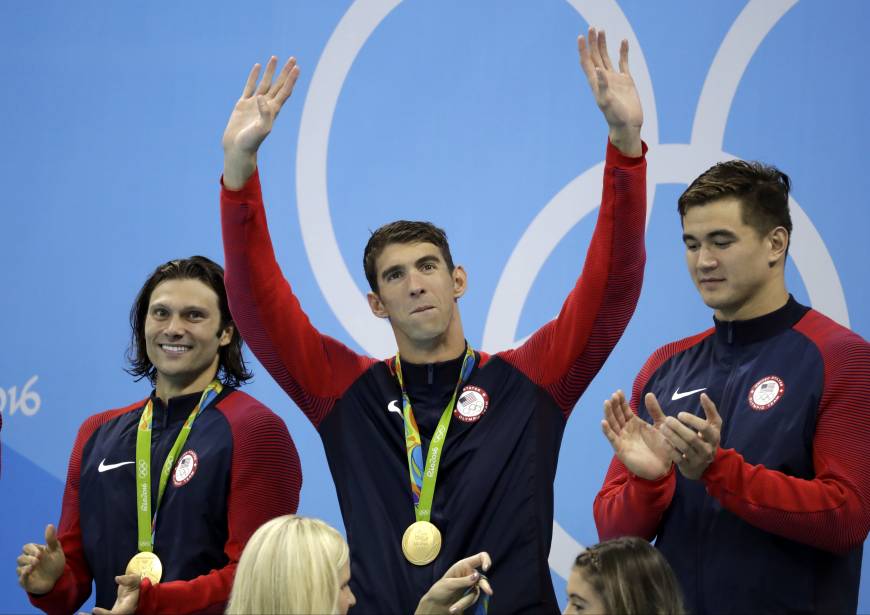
682, 197, 786, 321
369, 242, 466, 361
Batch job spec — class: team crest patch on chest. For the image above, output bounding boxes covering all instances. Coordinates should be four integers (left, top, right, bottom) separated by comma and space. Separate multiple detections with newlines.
172, 450, 199, 487
454, 386, 489, 423
748, 376, 785, 411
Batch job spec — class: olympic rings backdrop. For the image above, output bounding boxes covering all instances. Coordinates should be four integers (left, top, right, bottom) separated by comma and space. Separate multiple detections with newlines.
1, 1, 868, 611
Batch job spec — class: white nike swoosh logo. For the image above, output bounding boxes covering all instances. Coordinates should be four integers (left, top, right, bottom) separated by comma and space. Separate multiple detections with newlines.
387, 400, 402, 415
671, 387, 707, 401
98, 459, 135, 473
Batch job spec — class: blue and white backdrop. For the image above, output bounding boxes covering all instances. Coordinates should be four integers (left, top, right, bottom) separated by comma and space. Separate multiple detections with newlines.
2, 1, 868, 611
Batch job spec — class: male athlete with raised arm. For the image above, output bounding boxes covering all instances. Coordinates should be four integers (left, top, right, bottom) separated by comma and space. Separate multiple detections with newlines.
220, 28, 646, 613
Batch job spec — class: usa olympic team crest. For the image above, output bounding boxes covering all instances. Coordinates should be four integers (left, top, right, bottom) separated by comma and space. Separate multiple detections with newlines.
172, 450, 199, 487
454, 386, 489, 423
748, 376, 785, 411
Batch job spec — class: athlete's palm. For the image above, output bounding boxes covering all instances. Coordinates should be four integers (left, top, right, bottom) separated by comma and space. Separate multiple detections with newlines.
221, 56, 299, 156
601, 391, 670, 480
578, 28, 643, 134
17, 525, 65, 595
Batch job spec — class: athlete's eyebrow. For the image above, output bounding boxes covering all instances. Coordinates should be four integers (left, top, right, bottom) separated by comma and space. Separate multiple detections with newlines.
682, 229, 738, 243
380, 263, 405, 281
415, 255, 440, 267
707, 229, 738, 241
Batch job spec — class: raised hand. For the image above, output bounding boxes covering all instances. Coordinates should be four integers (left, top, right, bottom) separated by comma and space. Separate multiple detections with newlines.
415, 552, 493, 614
601, 391, 672, 480
16, 524, 66, 595
660, 393, 722, 480
92, 573, 141, 615
222, 56, 301, 189
578, 27, 643, 157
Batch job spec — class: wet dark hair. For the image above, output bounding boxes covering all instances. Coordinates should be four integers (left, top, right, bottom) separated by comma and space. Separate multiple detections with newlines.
363, 220, 455, 292
126, 256, 252, 387
573, 536, 685, 615
678, 160, 792, 253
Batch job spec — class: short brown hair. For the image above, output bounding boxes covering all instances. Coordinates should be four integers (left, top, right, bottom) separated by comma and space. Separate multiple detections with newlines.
574, 537, 685, 615
363, 220, 455, 292
126, 256, 252, 387
678, 160, 792, 245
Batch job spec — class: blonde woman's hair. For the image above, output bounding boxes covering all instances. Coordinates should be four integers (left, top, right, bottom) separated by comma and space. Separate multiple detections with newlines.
226, 515, 350, 615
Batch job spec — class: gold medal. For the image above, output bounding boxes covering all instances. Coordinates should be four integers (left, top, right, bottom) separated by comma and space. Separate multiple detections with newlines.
401, 521, 442, 566
125, 551, 163, 584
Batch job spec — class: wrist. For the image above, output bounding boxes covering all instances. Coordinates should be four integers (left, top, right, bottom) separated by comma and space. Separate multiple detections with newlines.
222, 150, 257, 191
414, 595, 439, 615
608, 126, 642, 157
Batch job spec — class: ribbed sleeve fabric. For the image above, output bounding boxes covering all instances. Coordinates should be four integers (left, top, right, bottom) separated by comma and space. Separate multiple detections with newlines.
220, 170, 375, 428
499, 141, 647, 419
29, 402, 143, 615
593, 329, 713, 540
701, 310, 870, 553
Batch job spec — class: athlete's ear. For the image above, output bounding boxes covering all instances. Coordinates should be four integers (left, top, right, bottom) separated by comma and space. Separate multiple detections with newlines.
367, 292, 390, 319
452, 265, 467, 300
767, 226, 789, 268
218, 323, 234, 347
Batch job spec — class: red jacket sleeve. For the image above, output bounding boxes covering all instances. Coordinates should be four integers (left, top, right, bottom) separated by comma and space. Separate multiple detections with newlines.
499, 140, 647, 417
137, 399, 302, 613
701, 316, 870, 553
29, 407, 137, 615
593, 348, 675, 541
220, 170, 375, 427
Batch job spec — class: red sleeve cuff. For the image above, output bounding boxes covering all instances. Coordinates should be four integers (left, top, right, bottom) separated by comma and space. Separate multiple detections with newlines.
700, 447, 731, 487
628, 464, 675, 487
220, 168, 262, 202
135, 577, 154, 614
605, 139, 648, 167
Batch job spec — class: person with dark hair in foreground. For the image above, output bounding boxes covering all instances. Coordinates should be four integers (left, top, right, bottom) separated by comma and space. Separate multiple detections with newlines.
16, 256, 302, 614
594, 161, 870, 613
564, 537, 684, 615
227, 515, 493, 615
219, 26, 646, 614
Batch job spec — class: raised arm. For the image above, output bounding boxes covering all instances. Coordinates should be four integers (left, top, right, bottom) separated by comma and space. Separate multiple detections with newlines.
222, 57, 299, 189
578, 28, 642, 157
220, 58, 374, 427
499, 28, 646, 417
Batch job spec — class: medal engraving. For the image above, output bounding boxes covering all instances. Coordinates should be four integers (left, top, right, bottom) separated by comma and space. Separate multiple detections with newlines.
402, 521, 442, 566
125, 551, 163, 584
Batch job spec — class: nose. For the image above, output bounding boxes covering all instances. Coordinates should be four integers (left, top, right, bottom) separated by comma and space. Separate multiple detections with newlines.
164, 313, 185, 337
697, 245, 718, 271
408, 270, 426, 297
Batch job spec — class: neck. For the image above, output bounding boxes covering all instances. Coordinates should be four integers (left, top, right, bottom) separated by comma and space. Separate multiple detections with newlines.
715, 277, 789, 322
155, 365, 219, 403
397, 317, 467, 364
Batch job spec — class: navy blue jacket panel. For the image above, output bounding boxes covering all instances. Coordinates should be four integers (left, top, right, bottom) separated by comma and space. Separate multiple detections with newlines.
595, 297, 870, 615
223, 140, 648, 613
30, 388, 301, 615
319, 353, 566, 613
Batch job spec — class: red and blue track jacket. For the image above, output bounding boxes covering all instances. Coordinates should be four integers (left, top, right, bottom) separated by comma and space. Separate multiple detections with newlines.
595, 297, 870, 614
221, 141, 647, 614
29, 388, 301, 614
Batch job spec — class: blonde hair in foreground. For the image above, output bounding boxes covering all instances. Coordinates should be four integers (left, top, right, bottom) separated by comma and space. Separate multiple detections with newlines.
226, 515, 350, 615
